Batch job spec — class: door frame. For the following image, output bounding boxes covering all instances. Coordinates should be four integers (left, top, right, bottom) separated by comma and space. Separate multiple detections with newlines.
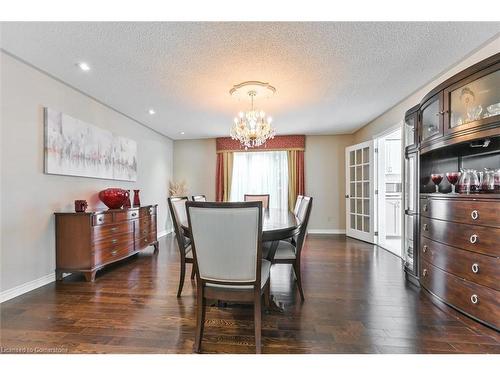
345, 140, 375, 243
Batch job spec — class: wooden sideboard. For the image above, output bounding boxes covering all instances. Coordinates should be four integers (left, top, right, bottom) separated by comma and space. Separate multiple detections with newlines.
419, 194, 500, 330
55, 205, 158, 281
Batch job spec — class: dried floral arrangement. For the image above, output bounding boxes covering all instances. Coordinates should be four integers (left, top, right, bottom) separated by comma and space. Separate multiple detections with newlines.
169, 180, 188, 197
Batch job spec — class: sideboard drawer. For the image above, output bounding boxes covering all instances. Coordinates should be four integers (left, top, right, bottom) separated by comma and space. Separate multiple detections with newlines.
137, 232, 157, 249
92, 221, 134, 240
93, 243, 135, 267
421, 217, 500, 257
421, 261, 500, 330
114, 209, 140, 222
421, 236, 499, 290
93, 213, 113, 226
421, 197, 500, 228
92, 232, 134, 252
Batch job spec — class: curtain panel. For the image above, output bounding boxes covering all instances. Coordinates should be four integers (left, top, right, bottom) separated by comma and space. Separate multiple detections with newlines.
216, 135, 305, 205
215, 151, 233, 202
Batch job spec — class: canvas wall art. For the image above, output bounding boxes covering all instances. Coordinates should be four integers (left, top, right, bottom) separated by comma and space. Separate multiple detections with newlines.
44, 108, 137, 181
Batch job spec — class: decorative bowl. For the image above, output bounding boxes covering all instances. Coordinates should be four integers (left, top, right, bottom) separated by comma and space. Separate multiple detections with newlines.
98, 188, 130, 209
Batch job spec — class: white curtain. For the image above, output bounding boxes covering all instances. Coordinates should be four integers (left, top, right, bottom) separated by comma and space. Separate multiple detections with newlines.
230, 151, 288, 210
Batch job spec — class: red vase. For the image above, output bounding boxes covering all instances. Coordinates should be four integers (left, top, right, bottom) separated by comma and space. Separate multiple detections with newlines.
98, 188, 129, 209
133, 189, 141, 207
123, 190, 132, 208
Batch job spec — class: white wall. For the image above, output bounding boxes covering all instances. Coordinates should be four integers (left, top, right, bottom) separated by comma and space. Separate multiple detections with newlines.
0, 52, 174, 296
173, 139, 216, 200
354, 36, 500, 143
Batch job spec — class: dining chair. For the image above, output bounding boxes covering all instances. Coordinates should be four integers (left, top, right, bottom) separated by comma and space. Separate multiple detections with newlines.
263, 196, 312, 302
186, 201, 270, 354
192, 195, 206, 202
293, 195, 304, 216
244, 194, 270, 209
167, 196, 196, 297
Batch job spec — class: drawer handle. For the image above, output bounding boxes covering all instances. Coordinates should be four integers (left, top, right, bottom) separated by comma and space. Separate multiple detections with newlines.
423, 204, 428, 212
423, 223, 428, 231
143, 230, 147, 234
98, 217, 103, 222
422, 269, 427, 277
422, 245, 428, 253
149, 209, 153, 215
131, 212, 137, 217
110, 227, 118, 232
471, 263, 479, 274
111, 250, 118, 256
111, 239, 118, 244
470, 210, 479, 220
469, 234, 478, 244
470, 294, 479, 304
144, 239, 148, 243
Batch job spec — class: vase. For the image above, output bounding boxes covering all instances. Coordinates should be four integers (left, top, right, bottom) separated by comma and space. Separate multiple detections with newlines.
123, 190, 132, 208
98, 188, 129, 209
133, 189, 141, 207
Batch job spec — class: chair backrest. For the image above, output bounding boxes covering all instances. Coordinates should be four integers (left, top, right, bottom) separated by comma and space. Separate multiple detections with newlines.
294, 195, 303, 216
192, 195, 207, 202
167, 196, 190, 252
186, 201, 263, 285
295, 196, 313, 256
244, 194, 269, 209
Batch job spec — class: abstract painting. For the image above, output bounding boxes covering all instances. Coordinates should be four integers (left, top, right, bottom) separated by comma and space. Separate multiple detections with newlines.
44, 108, 137, 181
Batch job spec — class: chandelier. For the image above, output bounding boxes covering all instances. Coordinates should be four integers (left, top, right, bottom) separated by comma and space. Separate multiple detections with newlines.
229, 81, 276, 149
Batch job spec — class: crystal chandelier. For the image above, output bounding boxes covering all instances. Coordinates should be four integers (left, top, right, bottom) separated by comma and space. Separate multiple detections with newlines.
229, 81, 276, 149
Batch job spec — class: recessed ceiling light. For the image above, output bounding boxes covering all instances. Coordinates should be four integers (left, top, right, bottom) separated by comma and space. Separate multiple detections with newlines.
148, 109, 156, 115
180, 132, 185, 135
77, 62, 91, 71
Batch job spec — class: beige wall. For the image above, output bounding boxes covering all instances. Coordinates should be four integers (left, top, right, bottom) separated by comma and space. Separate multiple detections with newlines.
173, 139, 216, 200
305, 135, 354, 231
172, 135, 354, 232
353, 35, 500, 143
0, 52, 174, 294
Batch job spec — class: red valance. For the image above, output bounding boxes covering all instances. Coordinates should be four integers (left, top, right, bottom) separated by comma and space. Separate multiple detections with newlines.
216, 135, 305, 153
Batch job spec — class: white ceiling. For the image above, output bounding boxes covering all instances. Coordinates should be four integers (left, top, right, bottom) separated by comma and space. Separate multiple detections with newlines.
1, 22, 499, 139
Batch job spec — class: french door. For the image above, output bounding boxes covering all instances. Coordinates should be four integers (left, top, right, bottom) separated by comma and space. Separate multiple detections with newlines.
345, 140, 375, 243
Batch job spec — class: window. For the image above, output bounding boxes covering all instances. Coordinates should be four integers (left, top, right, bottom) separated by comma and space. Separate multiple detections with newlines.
230, 151, 288, 210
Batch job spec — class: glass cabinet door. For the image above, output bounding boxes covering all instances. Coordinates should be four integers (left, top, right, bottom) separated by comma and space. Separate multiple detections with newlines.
404, 214, 416, 274
404, 153, 416, 213
420, 93, 443, 142
404, 113, 417, 148
445, 64, 500, 133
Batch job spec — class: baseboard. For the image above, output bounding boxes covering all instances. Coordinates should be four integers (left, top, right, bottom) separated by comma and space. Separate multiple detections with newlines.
0, 273, 56, 303
157, 229, 171, 238
308, 229, 346, 235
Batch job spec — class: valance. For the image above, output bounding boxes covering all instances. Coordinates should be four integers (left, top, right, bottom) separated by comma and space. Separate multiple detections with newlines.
216, 135, 305, 153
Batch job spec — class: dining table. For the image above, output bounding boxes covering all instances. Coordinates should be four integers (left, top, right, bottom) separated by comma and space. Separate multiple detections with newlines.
180, 207, 302, 311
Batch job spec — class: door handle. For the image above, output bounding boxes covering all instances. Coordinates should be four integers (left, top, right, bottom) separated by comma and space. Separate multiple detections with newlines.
345, 194, 349, 198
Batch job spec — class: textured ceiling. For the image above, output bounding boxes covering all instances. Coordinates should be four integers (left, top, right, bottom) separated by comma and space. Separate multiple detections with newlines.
1, 22, 499, 139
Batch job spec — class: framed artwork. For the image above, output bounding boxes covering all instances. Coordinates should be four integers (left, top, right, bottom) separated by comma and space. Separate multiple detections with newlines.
44, 107, 137, 181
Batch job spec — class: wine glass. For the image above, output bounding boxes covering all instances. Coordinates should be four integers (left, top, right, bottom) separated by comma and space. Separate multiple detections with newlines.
446, 172, 461, 194
431, 173, 443, 193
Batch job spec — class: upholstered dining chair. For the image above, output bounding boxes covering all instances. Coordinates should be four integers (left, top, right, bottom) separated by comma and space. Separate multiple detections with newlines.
263, 196, 312, 302
167, 196, 196, 297
192, 195, 206, 202
186, 201, 270, 354
244, 194, 270, 209
293, 195, 304, 216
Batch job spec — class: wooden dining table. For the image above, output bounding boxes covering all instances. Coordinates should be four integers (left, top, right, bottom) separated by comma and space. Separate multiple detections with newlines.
180, 208, 302, 311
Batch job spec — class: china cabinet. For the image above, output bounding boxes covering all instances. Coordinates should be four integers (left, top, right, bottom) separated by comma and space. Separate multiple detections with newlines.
403, 52, 500, 330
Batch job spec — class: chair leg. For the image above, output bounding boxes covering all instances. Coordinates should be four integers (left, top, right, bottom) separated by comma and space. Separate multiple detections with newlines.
194, 283, 206, 353
190, 263, 196, 280
263, 280, 270, 309
254, 289, 262, 354
177, 257, 186, 297
293, 261, 305, 302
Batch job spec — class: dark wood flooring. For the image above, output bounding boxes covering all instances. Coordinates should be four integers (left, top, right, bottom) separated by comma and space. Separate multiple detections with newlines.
1, 234, 499, 354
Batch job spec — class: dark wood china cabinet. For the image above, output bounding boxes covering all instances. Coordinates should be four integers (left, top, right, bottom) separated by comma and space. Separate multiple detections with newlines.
403, 53, 500, 331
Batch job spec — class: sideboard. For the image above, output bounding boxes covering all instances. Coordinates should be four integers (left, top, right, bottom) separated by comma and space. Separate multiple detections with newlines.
55, 205, 158, 281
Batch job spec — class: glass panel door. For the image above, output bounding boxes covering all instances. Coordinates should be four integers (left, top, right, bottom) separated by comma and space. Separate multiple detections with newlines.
404, 113, 416, 148
421, 93, 443, 142
345, 140, 375, 243
445, 64, 500, 134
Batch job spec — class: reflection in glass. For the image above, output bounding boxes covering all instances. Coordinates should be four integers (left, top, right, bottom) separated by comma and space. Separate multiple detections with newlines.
421, 99, 440, 140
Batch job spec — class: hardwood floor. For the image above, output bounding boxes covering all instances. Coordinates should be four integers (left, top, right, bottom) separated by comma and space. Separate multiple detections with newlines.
1, 234, 499, 354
